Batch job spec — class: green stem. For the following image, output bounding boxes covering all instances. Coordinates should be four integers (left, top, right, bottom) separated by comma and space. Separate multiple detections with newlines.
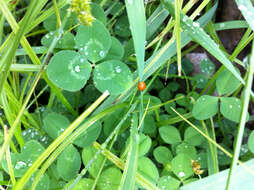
225, 41, 254, 189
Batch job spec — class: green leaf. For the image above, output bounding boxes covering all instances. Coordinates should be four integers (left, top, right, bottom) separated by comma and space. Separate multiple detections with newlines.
176, 142, 197, 160
47, 50, 92, 91
2, 140, 45, 177
119, 114, 138, 190
91, 3, 107, 25
138, 157, 159, 185
153, 146, 173, 165
26, 171, 49, 190
235, 0, 254, 32
93, 60, 133, 95
158, 176, 180, 190
171, 153, 193, 181
75, 20, 111, 63
82, 145, 104, 178
125, 0, 146, 80
184, 127, 204, 146
191, 74, 209, 89
159, 87, 172, 102
73, 121, 102, 148
97, 167, 122, 190
57, 144, 81, 181
162, 0, 244, 84
22, 128, 51, 147
192, 95, 218, 120
41, 31, 75, 49
64, 178, 94, 190
159, 125, 182, 144
216, 68, 241, 96
220, 97, 243, 123
114, 15, 131, 38
247, 130, 254, 153
43, 112, 70, 139
103, 37, 124, 61
175, 93, 188, 107
143, 115, 157, 136
138, 133, 152, 157
200, 58, 215, 76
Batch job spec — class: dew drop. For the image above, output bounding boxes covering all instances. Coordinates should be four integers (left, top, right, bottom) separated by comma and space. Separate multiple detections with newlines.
220, 23, 225, 28
115, 66, 121, 73
99, 50, 105, 58
178, 171, 185, 177
75, 65, 81, 72
193, 22, 200, 27
229, 105, 233, 109
128, 0, 133, 4
15, 161, 27, 170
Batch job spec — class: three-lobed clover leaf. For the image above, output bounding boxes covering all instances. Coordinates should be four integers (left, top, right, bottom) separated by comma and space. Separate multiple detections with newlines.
93, 60, 133, 95
75, 20, 112, 63
47, 50, 92, 92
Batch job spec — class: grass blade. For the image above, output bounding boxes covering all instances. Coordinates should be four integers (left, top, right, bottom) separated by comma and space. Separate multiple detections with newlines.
174, 0, 183, 76
225, 41, 254, 189
162, 0, 244, 84
146, 4, 169, 40
125, 0, 146, 81
235, 0, 254, 32
119, 113, 139, 190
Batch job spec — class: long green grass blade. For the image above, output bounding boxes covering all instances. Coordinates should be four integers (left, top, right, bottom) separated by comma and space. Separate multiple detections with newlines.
174, 0, 182, 76
162, 0, 244, 84
125, 0, 146, 81
235, 0, 254, 32
225, 41, 254, 189
119, 113, 139, 190
0, 0, 38, 95
146, 4, 169, 40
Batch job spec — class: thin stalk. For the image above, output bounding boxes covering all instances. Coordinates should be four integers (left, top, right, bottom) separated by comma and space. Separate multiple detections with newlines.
4, 126, 16, 185
225, 41, 254, 189
175, 0, 182, 76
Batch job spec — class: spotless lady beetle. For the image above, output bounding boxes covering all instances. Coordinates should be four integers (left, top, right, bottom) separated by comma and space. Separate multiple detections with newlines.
138, 81, 146, 91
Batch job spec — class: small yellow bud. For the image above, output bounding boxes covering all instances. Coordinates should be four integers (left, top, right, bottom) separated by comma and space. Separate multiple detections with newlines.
71, 0, 94, 26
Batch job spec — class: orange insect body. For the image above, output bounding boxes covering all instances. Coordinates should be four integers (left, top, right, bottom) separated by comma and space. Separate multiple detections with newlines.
138, 81, 146, 91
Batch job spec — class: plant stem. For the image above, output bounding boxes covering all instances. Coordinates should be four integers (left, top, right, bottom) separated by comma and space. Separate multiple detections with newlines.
225, 41, 254, 190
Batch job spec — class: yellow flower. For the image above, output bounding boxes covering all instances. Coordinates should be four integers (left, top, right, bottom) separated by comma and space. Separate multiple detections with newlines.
71, 0, 95, 26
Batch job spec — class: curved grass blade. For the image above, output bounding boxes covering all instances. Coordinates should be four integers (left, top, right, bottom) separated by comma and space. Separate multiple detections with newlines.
225, 41, 254, 189
146, 4, 169, 40
13, 91, 110, 190
125, 0, 146, 81
162, 0, 244, 84
119, 114, 139, 190
235, 0, 254, 32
